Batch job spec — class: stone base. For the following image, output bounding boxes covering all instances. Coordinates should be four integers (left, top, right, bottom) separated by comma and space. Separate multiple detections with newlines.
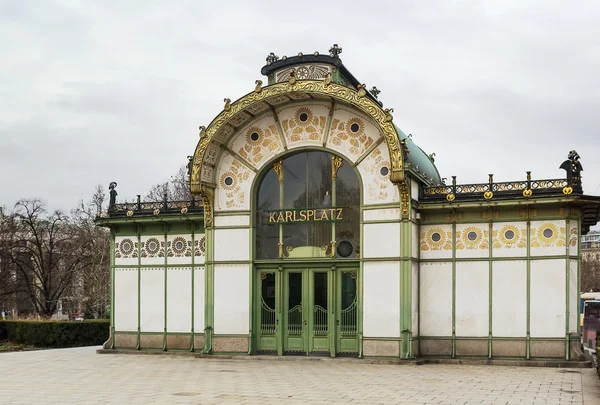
411, 339, 419, 357
493, 340, 526, 357
167, 334, 191, 350
140, 334, 163, 349
456, 340, 488, 357
194, 335, 205, 351
213, 336, 249, 353
362, 340, 400, 357
114, 333, 137, 349
530, 340, 565, 358
420, 339, 452, 356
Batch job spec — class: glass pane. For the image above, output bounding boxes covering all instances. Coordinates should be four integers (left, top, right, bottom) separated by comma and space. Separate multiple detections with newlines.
283, 153, 307, 209
341, 272, 357, 309
306, 151, 332, 209
257, 170, 279, 211
336, 163, 360, 207
260, 273, 276, 335
313, 272, 328, 336
288, 272, 303, 335
335, 161, 360, 258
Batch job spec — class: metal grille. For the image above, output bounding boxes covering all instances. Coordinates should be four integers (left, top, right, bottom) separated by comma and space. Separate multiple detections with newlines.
340, 298, 358, 337
313, 305, 328, 336
260, 298, 275, 335
288, 305, 303, 335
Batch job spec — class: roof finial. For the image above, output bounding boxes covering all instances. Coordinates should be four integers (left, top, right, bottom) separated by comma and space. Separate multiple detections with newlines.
370, 86, 381, 99
266, 52, 279, 64
329, 44, 342, 58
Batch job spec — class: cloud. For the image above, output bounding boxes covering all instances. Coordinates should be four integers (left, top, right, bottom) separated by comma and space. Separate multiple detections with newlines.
1, 0, 599, 215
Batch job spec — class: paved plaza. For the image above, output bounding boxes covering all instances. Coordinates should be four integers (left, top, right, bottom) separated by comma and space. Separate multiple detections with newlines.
0, 347, 599, 404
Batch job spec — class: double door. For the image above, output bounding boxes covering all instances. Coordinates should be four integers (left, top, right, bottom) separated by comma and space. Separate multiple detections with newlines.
256, 266, 358, 356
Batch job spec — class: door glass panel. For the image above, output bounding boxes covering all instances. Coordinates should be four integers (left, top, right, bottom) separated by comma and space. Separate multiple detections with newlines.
288, 273, 303, 335
260, 273, 276, 335
340, 272, 357, 337
313, 272, 328, 336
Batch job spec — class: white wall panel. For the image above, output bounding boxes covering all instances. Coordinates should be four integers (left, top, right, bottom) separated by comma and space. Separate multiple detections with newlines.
412, 224, 419, 259
356, 142, 400, 205
411, 178, 419, 202
214, 264, 249, 335
114, 236, 139, 266
194, 267, 205, 333
140, 268, 164, 332
530, 220, 567, 257
363, 261, 400, 337
166, 267, 192, 333
114, 268, 138, 332
214, 228, 250, 261
362, 223, 400, 258
492, 222, 527, 258
419, 262, 452, 336
530, 259, 565, 337
140, 235, 165, 265
492, 260, 526, 337
362, 208, 400, 222
456, 261, 489, 336
166, 234, 194, 265
455, 224, 489, 259
419, 224, 453, 260
570, 259, 578, 333
214, 215, 250, 227
412, 262, 419, 336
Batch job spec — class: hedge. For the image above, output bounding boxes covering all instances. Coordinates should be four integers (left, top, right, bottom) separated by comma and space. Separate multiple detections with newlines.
0, 320, 109, 348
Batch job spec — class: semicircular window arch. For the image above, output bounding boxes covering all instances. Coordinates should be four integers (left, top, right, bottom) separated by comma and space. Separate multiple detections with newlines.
255, 151, 360, 259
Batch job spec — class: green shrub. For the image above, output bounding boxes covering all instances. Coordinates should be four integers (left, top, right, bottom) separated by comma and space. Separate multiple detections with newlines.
0, 321, 6, 340
597, 334, 599, 378
0, 320, 109, 348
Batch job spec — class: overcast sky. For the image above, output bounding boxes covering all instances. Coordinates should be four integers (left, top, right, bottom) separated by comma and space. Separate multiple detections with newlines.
1, 0, 599, 213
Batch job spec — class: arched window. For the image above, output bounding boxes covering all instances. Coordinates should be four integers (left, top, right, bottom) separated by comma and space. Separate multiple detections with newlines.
255, 151, 360, 259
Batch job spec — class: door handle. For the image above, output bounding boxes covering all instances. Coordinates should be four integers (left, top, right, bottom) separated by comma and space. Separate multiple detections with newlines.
303, 320, 307, 327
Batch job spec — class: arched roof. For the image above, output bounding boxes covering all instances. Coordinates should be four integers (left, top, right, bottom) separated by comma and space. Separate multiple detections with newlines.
394, 125, 442, 186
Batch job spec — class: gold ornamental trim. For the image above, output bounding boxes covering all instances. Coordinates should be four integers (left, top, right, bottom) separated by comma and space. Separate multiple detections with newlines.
189, 80, 405, 195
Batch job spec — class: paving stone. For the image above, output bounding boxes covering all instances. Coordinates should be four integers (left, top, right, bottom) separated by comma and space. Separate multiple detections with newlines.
0, 346, 590, 404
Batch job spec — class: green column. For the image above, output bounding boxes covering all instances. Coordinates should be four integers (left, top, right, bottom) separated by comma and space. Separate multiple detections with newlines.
565, 217, 570, 360
136, 224, 141, 350
526, 214, 531, 359
190, 221, 195, 352
399, 182, 413, 359
163, 223, 168, 351
204, 226, 214, 354
109, 228, 115, 349
451, 217, 457, 358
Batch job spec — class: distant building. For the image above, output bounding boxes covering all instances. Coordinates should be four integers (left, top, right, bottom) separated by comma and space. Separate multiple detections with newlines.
582, 231, 600, 249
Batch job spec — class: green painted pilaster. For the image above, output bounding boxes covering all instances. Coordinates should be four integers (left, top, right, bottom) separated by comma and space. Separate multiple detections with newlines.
163, 223, 168, 351
488, 217, 493, 359
190, 222, 195, 352
578, 214, 582, 339
451, 213, 457, 358
400, 217, 412, 359
526, 213, 531, 359
329, 265, 337, 357
204, 226, 214, 354
565, 217, 570, 360
110, 228, 115, 349
136, 224, 141, 350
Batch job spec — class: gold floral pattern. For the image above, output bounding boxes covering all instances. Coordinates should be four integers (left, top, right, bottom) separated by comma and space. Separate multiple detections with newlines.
456, 226, 489, 250
420, 227, 453, 251
237, 124, 283, 166
142, 237, 164, 258
219, 158, 252, 209
195, 236, 206, 257
281, 107, 326, 144
168, 236, 192, 257
328, 116, 376, 159
358, 143, 396, 203
492, 224, 527, 249
569, 225, 578, 247
530, 222, 566, 248
115, 238, 138, 259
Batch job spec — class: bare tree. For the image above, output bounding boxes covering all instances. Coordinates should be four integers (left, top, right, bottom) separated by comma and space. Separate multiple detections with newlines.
71, 187, 110, 318
144, 165, 191, 201
582, 252, 600, 292
1, 199, 93, 318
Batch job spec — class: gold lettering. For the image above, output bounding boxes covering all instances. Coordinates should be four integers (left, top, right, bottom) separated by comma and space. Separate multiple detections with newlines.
320, 209, 329, 220
307, 210, 314, 221
269, 212, 276, 223
336, 208, 343, 220
330, 208, 335, 219
300, 210, 307, 221
293, 210, 299, 222
277, 212, 284, 222
313, 209, 320, 221
285, 211, 293, 222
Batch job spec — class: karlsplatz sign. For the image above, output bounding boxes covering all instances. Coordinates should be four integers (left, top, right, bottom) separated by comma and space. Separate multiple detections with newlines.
267, 208, 344, 223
